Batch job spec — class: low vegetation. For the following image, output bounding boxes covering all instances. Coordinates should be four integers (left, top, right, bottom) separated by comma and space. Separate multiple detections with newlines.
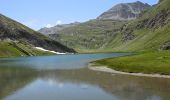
92, 51, 170, 75
49, 20, 127, 52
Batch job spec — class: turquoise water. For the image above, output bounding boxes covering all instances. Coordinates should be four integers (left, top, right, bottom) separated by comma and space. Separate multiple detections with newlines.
0, 53, 130, 70
0, 53, 170, 100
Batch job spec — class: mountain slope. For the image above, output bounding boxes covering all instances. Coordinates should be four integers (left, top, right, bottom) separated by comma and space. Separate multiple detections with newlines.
97, 1, 151, 20
110, 0, 170, 52
39, 22, 80, 35
0, 14, 76, 57
49, 20, 127, 52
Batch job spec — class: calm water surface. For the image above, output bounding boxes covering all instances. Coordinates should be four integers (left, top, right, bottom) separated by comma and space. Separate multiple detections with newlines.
0, 53, 170, 100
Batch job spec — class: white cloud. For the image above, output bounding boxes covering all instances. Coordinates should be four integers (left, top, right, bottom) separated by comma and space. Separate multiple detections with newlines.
45, 20, 62, 28
56, 20, 62, 25
46, 24, 53, 28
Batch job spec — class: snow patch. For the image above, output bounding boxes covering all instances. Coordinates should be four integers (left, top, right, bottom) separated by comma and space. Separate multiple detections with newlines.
34, 47, 66, 55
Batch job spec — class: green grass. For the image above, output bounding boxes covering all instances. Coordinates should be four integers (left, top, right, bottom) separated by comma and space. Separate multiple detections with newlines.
92, 51, 170, 75
0, 42, 25, 57
0, 41, 54, 58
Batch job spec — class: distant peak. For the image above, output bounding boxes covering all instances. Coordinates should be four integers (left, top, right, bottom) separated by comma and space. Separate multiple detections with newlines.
97, 1, 151, 20
135, 1, 143, 3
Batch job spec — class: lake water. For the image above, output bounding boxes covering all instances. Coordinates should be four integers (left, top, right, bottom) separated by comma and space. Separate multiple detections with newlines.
0, 53, 170, 100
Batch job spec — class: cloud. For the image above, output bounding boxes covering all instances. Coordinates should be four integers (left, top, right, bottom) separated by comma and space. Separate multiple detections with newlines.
56, 20, 62, 25
46, 24, 53, 28
46, 20, 62, 28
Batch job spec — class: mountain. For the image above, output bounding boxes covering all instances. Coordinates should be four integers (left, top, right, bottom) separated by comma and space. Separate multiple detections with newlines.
97, 1, 151, 20
39, 22, 80, 35
40, 0, 170, 53
0, 14, 76, 57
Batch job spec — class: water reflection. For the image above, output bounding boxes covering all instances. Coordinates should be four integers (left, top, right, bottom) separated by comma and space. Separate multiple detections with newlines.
2, 68, 170, 100
0, 53, 170, 100
0, 67, 37, 100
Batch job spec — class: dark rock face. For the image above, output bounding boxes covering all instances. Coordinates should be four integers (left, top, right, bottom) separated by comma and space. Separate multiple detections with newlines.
137, 9, 170, 29
161, 42, 170, 50
120, 24, 135, 42
159, 0, 164, 3
0, 14, 76, 53
97, 1, 151, 20
121, 8, 170, 42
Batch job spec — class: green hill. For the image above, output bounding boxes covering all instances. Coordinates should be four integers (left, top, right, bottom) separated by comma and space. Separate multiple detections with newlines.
0, 14, 76, 57
49, 20, 127, 53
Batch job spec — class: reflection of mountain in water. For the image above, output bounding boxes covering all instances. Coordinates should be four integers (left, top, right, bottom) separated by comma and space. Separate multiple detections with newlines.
1, 67, 170, 100
40, 68, 170, 100
0, 67, 37, 99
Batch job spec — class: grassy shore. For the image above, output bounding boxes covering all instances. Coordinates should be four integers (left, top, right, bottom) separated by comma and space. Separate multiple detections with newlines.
92, 51, 170, 75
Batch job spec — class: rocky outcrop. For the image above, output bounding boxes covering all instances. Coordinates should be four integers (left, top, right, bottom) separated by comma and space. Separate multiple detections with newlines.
159, 0, 164, 3
121, 8, 170, 42
97, 1, 151, 20
161, 42, 170, 50
137, 9, 170, 29
120, 24, 135, 42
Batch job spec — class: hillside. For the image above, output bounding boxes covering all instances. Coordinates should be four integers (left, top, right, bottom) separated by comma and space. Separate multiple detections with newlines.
49, 20, 127, 52
110, 0, 170, 52
43, 0, 170, 53
0, 14, 76, 57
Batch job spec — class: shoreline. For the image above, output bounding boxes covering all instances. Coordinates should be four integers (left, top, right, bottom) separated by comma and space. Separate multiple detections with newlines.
88, 64, 170, 79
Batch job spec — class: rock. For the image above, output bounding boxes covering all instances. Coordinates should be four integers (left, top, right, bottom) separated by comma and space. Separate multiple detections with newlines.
97, 1, 151, 20
137, 9, 170, 29
161, 42, 170, 50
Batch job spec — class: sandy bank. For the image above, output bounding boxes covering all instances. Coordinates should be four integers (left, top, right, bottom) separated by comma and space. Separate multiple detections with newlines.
88, 64, 170, 79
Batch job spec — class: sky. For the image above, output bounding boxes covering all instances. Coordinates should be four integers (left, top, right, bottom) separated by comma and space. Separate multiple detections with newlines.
0, 0, 158, 30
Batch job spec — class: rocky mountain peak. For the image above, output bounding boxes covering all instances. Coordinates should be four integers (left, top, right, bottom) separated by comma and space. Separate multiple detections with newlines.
97, 1, 151, 20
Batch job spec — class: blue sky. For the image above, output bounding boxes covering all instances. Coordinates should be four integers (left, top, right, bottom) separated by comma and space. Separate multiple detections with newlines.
0, 0, 158, 30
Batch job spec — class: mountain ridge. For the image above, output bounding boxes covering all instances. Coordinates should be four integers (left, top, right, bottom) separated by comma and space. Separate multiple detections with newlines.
39, 22, 80, 35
